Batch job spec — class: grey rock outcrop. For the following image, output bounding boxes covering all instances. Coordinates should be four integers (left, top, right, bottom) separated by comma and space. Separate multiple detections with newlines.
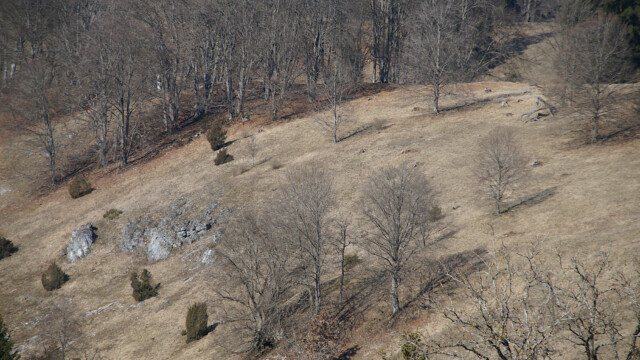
120, 197, 222, 261
67, 223, 95, 262
120, 217, 150, 253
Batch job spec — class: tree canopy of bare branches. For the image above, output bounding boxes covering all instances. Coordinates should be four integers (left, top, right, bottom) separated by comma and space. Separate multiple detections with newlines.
553, 11, 634, 143
361, 164, 437, 315
275, 165, 335, 315
402, 242, 640, 360
215, 207, 298, 352
474, 127, 528, 215
404, 0, 499, 113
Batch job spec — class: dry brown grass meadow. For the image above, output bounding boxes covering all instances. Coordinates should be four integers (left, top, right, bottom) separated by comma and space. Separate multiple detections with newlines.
1, 52, 640, 359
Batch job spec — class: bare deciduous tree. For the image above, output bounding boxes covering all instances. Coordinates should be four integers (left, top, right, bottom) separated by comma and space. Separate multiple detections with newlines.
106, 11, 148, 167
10, 57, 60, 186
139, 0, 190, 133
260, 0, 302, 121
474, 127, 528, 215
552, 251, 640, 360
553, 11, 633, 143
334, 214, 351, 307
400, 242, 640, 360
215, 207, 297, 352
276, 165, 334, 315
361, 164, 436, 315
370, 0, 411, 83
404, 0, 498, 113
414, 241, 566, 360
39, 299, 85, 360
316, 58, 354, 144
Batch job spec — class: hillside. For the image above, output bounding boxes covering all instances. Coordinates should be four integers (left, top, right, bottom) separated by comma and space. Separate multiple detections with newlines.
1, 79, 639, 359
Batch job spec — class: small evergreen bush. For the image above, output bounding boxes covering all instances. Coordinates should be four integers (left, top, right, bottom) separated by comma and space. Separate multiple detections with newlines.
214, 149, 234, 165
69, 176, 92, 199
207, 121, 227, 152
344, 254, 362, 271
185, 302, 208, 342
0, 236, 17, 260
41, 263, 68, 291
0, 314, 19, 360
130, 269, 158, 302
103, 208, 123, 220
400, 331, 425, 360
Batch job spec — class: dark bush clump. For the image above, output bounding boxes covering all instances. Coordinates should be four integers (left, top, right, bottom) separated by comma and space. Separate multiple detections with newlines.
185, 302, 208, 342
214, 149, 234, 166
68, 176, 92, 199
0, 236, 18, 260
130, 269, 158, 302
207, 121, 227, 152
103, 208, 123, 220
0, 314, 19, 360
428, 205, 444, 222
41, 263, 68, 291
344, 254, 362, 271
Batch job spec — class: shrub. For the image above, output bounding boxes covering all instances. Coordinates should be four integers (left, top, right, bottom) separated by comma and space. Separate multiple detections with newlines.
41, 263, 68, 291
185, 303, 208, 342
270, 159, 283, 170
130, 269, 158, 302
400, 331, 425, 360
69, 176, 92, 199
214, 149, 234, 166
207, 121, 227, 152
0, 314, 19, 360
428, 205, 444, 222
103, 208, 123, 220
0, 236, 17, 260
344, 254, 361, 271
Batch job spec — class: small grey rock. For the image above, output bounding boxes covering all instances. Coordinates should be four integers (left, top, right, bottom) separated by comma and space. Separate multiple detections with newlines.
67, 223, 95, 263
201, 249, 215, 265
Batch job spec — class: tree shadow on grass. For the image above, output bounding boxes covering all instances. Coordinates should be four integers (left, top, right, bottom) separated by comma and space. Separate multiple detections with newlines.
504, 186, 558, 213
334, 345, 360, 360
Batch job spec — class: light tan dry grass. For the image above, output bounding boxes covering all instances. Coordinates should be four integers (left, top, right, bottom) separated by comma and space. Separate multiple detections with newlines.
1, 80, 639, 359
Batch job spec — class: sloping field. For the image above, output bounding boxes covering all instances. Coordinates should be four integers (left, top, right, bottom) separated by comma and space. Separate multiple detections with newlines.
1, 81, 639, 359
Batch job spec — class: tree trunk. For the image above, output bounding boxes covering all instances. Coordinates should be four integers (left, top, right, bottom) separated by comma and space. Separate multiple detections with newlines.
160, 76, 169, 132
225, 67, 234, 121
314, 260, 321, 315
591, 115, 599, 143
333, 104, 338, 143
49, 149, 56, 186
339, 244, 345, 306
433, 83, 440, 113
391, 272, 399, 314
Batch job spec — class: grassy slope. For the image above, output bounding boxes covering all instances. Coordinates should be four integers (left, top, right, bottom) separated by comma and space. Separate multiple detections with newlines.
0, 78, 639, 359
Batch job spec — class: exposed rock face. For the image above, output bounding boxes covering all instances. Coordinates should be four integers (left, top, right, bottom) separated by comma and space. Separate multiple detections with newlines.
120, 197, 222, 261
201, 249, 215, 265
67, 223, 95, 262
120, 217, 150, 253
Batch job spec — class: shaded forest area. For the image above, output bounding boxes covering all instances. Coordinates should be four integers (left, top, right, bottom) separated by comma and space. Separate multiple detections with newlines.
3, 0, 636, 189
